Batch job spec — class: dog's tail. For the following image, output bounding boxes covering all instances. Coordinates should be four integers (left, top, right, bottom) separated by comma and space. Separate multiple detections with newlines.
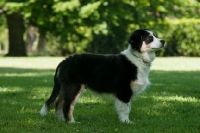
40, 64, 61, 116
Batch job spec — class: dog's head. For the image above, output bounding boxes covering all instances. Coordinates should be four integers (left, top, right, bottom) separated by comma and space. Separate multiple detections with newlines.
128, 29, 165, 53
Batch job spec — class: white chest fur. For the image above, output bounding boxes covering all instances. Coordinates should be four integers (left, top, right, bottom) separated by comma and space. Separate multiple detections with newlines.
122, 48, 153, 97
131, 64, 150, 96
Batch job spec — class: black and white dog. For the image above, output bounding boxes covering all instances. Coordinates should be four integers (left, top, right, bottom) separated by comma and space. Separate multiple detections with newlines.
40, 29, 165, 123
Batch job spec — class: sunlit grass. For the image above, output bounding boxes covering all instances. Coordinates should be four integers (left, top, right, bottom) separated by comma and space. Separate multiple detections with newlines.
152, 95, 199, 103
0, 57, 63, 69
152, 57, 200, 71
0, 57, 200, 133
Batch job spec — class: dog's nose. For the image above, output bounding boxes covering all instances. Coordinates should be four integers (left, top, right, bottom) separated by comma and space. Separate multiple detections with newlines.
160, 40, 165, 45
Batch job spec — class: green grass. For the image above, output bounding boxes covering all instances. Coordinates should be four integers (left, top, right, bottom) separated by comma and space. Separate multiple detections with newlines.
0, 57, 200, 133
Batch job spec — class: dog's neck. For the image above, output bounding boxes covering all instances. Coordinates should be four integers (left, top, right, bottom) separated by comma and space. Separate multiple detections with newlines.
129, 46, 155, 65
121, 45, 155, 68
131, 51, 155, 66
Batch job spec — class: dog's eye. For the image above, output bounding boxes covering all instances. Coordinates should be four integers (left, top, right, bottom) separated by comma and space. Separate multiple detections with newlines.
146, 36, 153, 40
145, 36, 153, 44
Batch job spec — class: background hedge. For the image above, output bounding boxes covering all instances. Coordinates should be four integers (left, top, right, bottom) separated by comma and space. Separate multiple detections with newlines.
156, 19, 200, 56
46, 19, 200, 57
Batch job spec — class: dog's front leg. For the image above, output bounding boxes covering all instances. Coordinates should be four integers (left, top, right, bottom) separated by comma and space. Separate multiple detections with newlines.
115, 98, 132, 123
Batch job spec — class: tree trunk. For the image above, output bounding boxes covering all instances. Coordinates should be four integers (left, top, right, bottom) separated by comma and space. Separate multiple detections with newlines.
6, 12, 26, 56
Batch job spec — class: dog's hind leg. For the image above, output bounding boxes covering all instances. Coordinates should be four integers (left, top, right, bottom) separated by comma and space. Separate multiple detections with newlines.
62, 84, 85, 123
55, 93, 64, 120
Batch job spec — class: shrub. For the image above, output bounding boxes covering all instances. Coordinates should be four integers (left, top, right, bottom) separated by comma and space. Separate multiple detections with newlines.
155, 19, 200, 56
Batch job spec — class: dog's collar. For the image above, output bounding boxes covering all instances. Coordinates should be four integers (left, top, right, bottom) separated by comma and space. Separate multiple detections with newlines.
130, 49, 151, 67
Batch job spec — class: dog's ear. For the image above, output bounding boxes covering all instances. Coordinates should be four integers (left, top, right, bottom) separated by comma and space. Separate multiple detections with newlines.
128, 29, 148, 52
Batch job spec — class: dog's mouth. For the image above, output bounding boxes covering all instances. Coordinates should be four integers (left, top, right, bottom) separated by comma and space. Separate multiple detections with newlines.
152, 46, 164, 49
152, 44, 165, 50
151, 46, 165, 51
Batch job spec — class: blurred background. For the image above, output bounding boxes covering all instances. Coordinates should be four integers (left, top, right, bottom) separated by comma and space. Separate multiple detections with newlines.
0, 0, 200, 57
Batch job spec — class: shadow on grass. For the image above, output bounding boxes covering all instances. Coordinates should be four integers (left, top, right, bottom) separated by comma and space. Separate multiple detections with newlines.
0, 67, 55, 89
149, 70, 200, 99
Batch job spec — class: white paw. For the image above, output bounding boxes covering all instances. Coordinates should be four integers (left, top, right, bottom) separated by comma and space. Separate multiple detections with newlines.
40, 104, 48, 116
55, 109, 64, 120
120, 117, 134, 124
68, 120, 80, 124
121, 119, 134, 124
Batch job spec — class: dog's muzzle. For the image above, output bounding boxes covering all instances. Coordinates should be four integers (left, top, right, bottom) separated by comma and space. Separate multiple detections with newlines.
160, 40, 165, 48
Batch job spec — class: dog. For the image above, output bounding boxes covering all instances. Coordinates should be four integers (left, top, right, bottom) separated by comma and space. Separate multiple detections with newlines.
40, 29, 165, 123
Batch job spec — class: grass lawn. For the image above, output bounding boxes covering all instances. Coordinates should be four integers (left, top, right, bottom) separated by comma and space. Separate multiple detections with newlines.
0, 57, 200, 133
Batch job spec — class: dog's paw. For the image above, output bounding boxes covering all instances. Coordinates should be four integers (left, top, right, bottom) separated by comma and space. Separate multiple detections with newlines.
68, 119, 80, 124
55, 109, 65, 120
40, 104, 48, 116
124, 120, 134, 124
121, 118, 134, 124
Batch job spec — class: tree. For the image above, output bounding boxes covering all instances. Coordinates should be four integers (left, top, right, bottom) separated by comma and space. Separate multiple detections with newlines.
1, 1, 27, 56
2, 0, 56, 56
6, 12, 26, 56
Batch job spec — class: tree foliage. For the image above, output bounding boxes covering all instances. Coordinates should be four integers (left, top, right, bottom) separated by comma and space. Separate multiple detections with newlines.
1, 0, 200, 56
